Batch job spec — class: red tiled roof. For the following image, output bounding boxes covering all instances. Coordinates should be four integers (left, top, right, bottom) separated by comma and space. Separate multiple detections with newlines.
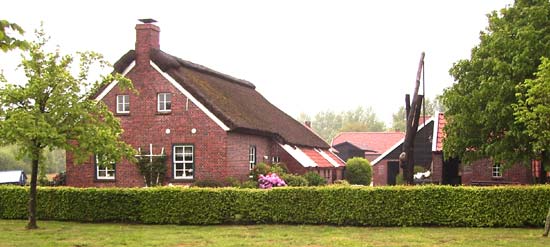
435, 112, 446, 152
332, 132, 405, 154
301, 148, 334, 168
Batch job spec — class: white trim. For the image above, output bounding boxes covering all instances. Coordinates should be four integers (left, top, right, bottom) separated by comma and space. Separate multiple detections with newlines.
157, 92, 172, 112
371, 117, 435, 166
151, 61, 230, 131
95, 61, 135, 101
173, 145, 194, 179
279, 143, 317, 167
432, 111, 440, 152
317, 149, 340, 167
116, 95, 130, 114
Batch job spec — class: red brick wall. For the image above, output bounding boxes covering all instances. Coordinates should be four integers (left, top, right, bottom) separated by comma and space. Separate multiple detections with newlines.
226, 133, 272, 181
372, 160, 388, 186
431, 152, 443, 184
66, 60, 231, 187
461, 158, 532, 185
271, 144, 308, 175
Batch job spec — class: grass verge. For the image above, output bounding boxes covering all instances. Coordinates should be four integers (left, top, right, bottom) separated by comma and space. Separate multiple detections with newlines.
0, 220, 548, 247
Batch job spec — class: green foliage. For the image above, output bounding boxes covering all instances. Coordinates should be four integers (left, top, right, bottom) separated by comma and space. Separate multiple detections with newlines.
249, 163, 271, 181
303, 172, 326, 186
297, 106, 386, 142
0, 20, 28, 52
1, 186, 550, 227
280, 174, 308, 187
441, 0, 550, 166
332, 180, 350, 186
414, 165, 427, 174
136, 155, 167, 187
514, 57, 550, 164
193, 180, 224, 188
0, 25, 137, 228
345, 157, 372, 185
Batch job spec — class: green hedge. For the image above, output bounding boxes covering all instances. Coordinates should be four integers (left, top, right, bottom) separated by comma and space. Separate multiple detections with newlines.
1, 185, 550, 227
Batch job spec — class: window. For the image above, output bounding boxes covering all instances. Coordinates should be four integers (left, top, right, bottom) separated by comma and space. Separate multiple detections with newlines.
272, 156, 280, 164
158, 93, 172, 112
492, 163, 502, 178
173, 145, 193, 179
249, 145, 256, 170
116, 95, 130, 113
95, 155, 115, 180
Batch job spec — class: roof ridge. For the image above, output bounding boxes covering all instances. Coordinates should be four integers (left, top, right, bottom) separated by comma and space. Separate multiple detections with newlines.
151, 49, 256, 89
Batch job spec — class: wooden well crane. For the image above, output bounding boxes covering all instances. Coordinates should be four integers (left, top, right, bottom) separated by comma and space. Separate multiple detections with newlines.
400, 52, 425, 185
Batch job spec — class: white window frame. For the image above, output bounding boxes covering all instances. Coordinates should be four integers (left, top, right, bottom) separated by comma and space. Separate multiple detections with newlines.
95, 155, 115, 180
158, 93, 172, 112
173, 145, 194, 179
272, 156, 280, 164
249, 145, 256, 170
116, 95, 130, 113
492, 163, 503, 178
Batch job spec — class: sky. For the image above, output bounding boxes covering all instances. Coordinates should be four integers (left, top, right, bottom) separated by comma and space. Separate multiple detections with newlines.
2, 0, 514, 125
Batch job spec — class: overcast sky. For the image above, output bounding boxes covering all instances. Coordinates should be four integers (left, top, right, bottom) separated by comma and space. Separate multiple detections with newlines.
2, 0, 513, 125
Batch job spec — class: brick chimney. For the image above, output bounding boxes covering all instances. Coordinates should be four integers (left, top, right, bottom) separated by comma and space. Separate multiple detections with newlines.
135, 19, 160, 67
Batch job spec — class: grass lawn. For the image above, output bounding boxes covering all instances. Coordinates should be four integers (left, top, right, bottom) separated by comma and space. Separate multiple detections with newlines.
0, 220, 548, 247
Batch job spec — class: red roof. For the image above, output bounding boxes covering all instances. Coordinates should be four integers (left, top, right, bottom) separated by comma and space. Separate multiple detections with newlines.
332, 132, 405, 154
435, 112, 446, 152
301, 148, 334, 168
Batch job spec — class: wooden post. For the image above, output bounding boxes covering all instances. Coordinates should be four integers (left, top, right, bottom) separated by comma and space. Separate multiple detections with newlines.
544, 206, 550, 237
402, 52, 425, 185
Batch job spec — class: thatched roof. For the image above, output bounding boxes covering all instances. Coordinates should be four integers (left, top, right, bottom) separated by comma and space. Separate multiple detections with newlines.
112, 49, 329, 148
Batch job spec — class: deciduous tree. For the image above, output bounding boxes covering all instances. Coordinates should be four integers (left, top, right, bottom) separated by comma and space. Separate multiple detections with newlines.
441, 0, 550, 167
0, 20, 28, 52
0, 27, 136, 229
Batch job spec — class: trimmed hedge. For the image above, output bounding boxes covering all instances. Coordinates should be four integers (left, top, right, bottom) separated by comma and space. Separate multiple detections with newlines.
1, 185, 550, 227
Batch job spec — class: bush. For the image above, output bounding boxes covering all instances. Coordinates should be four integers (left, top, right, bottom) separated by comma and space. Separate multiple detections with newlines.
2, 186, 550, 227
240, 180, 258, 189
303, 172, 326, 186
193, 180, 224, 188
345, 157, 372, 185
258, 173, 286, 189
250, 163, 271, 181
281, 174, 308, 187
331, 180, 350, 186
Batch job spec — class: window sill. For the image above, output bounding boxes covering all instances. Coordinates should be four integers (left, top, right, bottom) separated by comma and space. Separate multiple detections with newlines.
170, 178, 194, 183
156, 111, 172, 115
94, 178, 116, 182
491, 177, 503, 180
116, 112, 130, 116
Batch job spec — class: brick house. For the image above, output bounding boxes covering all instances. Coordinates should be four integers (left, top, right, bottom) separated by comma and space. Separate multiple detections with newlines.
65, 20, 345, 187
370, 112, 535, 186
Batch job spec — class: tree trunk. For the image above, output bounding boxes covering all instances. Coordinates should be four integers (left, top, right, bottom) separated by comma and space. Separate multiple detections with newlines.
26, 155, 39, 229
543, 206, 550, 237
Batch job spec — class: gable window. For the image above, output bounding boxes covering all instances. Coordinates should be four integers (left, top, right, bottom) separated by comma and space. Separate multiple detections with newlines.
95, 155, 115, 180
173, 145, 194, 179
272, 156, 280, 164
492, 163, 502, 178
116, 95, 130, 113
158, 93, 172, 112
249, 145, 256, 170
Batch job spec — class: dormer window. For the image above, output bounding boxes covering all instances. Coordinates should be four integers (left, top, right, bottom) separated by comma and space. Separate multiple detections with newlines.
116, 95, 130, 113
158, 93, 172, 113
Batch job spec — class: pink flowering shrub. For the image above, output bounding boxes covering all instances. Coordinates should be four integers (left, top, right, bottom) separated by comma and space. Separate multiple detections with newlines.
258, 173, 286, 189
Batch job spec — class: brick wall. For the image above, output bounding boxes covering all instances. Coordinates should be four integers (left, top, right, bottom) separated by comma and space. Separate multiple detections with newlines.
461, 158, 532, 185
431, 152, 443, 183
372, 160, 388, 186
226, 133, 272, 182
